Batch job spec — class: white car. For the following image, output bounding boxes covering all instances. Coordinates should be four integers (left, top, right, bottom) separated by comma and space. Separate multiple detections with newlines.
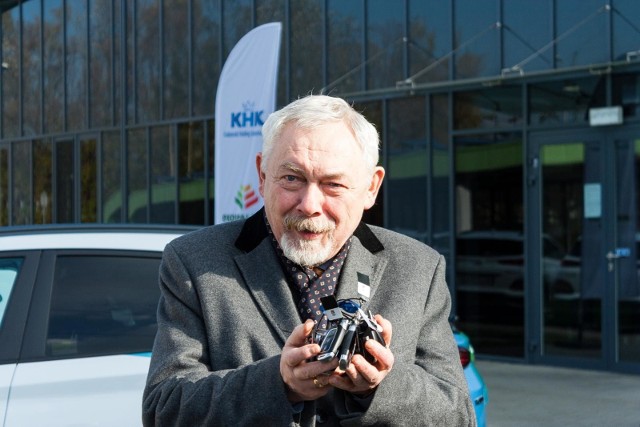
0, 226, 192, 427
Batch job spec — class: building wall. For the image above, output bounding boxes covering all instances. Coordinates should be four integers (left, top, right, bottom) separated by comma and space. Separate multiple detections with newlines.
2, 0, 640, 369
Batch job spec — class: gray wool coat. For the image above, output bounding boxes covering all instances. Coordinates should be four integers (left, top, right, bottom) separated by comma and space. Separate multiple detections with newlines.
142, 209, 476, 426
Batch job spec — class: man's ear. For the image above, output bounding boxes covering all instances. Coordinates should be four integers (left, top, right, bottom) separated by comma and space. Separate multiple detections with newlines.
364, 166, 385, 210
256, 153, 266, 197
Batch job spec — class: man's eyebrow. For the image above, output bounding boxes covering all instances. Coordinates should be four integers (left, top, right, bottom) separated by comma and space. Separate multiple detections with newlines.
277, 162, 348, 181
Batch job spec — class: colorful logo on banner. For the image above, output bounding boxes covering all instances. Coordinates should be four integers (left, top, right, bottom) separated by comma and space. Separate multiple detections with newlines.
235, 184, 260, 210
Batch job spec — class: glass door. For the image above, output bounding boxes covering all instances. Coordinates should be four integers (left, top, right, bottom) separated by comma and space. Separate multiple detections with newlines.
530, 130, 640, 372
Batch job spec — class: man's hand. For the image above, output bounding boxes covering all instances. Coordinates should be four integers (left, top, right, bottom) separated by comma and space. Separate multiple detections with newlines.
327, 315, 394, 395
280, 319, 340, 403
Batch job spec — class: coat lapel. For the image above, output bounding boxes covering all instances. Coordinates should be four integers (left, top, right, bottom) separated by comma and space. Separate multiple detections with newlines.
336, 236, 388, 308
234, 240, 301, 345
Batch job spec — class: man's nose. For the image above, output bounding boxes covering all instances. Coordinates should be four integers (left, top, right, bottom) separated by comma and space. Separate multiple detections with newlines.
297, 184, 324, 216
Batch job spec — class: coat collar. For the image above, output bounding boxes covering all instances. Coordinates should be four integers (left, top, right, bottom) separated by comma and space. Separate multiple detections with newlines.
233, 208, 386, 344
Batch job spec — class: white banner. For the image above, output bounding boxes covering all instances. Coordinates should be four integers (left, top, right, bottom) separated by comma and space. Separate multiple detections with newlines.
214, 22, 282, 224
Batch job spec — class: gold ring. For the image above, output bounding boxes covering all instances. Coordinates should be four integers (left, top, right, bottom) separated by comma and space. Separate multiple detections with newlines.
313, 377, 324, 388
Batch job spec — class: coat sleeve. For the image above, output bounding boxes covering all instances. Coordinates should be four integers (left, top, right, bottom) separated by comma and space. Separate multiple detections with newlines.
142, 243, 297, 426
337, 254, 477, 426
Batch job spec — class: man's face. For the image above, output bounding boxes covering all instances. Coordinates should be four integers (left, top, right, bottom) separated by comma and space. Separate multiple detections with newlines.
257, 121, 384, 267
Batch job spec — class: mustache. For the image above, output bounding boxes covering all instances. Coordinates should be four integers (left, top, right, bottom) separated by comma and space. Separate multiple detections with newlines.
283, 215, 335, 233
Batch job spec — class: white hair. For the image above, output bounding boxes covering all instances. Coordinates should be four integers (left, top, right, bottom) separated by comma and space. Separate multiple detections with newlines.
260, 95, 380, 172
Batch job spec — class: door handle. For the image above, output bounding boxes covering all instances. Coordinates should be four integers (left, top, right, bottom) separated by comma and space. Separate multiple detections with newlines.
606, 248, 631, 271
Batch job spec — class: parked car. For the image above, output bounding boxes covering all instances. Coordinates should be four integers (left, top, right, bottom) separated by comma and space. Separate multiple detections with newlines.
456, 230, 565, 297
0, 225, 192, 427
453, 324, 488, 427
0, 225, 487, 426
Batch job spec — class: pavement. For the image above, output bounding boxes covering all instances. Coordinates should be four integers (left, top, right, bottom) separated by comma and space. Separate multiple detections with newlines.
475, 360, 640, 427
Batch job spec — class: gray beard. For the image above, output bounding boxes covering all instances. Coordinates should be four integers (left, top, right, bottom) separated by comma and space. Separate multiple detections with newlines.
280, 232, 335, 267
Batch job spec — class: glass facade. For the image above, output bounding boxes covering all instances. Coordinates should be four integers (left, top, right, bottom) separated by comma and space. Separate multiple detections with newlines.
1, 0, 640, 373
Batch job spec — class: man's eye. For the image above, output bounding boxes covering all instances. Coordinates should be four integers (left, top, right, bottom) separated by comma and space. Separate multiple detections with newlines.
285, 175, 297, 182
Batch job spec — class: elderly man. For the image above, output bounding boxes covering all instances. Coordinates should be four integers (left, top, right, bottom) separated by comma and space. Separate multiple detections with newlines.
143, 95, 475, 426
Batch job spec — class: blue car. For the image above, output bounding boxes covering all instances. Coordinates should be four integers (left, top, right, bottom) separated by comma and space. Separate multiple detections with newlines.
453, 325, 489, 427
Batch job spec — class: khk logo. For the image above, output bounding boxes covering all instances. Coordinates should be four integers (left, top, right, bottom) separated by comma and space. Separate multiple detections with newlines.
231, 101, 265, 128
235, 184, 259, 210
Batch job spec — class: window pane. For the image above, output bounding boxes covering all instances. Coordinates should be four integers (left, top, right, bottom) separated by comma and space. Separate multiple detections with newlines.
178, 122, 206, 225
43, 0, 64, 134
503, 0, 552, 73
164, 0, 189, 119
137, 0, 161, 123
454, 0, 499, 79
454, 86, 522, 130
0, 258, 23, 328
222, 0, 252, 59
102, 131, 122, 223
431, 94, 451, 260
56, 140, 75, 223
66, 0, 87, 131
2, 7, 20, 137
13, 141, 31, 225
327, 0, 363, 94
89, 1, 113, 127
0, 147, 8, 225
151, 126, 176, 224
366, 0, 404, 90
23, 0, 42, 136
290, 0, 323, 98
256, 0, 286, 104
555, 0, 609, 67
193, 0, 220, 117
387, 97, 427, 240
127, 129, 147, 223
613, 73, 640, 121
80, 137, 97, 223
408, 0, 451, 84
47, 255, 162, 358
529, 77, 604, 126
455, 133, 524, 358
613, 0, 640, 61
33, 139, 52, 224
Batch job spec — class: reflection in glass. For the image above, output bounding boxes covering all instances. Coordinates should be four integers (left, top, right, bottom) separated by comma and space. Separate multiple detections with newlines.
327, 0, 363, 94
193, 0, 221, 117
164, 0, 189, 120
612, 0, 640, 61
454, 87, 522, 130
431, 94, 450, 260
290, 0, 323, 98
127, 129, 147, 223
0, 148, 8, 226
366, 0, 404, 90
56, 140, 75, 223
102, 132, 122, 223
408, 0, 451, 84
178, 122, 206, 225
3, 8, 20, 137
529, 77, 603, 126
542, 142, 602, 359
453, 0, 499, 79
455, 133, 524, 357
33, 140, 52, 224
555, 0, 608, 67
13, 142, 31, 224
616, 139, 640, 363
502, 0, 552, 72
387, 97, 427, 240
80, 138, 97, 223
66, 0, 87, 131
150, 127, 176, 224
137, 0, 161, 123
89, 1, 113, 127
22, 0, 41, 136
